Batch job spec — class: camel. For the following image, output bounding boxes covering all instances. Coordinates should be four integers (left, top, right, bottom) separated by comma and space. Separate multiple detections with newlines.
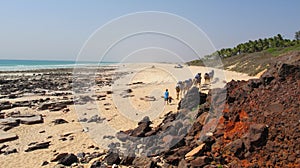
176, 81, 184, 99
193, 73, 202, 88
183, 79, 193, 95
204, 70, 214, 84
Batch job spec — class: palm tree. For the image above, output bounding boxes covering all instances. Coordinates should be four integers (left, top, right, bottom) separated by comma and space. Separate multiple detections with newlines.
263, 38, 269, 50
277, 34, 283, 41
295, 31, 300, 41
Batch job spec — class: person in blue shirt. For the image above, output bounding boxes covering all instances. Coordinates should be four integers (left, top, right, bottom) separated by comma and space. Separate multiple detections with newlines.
164, 89, 169, 105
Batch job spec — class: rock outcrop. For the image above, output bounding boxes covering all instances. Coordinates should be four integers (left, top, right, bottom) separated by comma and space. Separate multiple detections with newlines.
113, 58, 299, 167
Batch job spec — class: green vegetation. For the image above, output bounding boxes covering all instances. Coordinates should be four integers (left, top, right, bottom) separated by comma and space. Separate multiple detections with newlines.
187, 31, 300, 76
266, 43, 300, 56
217, 34, 299, 58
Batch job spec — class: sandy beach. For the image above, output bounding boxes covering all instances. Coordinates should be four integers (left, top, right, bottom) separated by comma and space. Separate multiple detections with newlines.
0, 63, 256, 168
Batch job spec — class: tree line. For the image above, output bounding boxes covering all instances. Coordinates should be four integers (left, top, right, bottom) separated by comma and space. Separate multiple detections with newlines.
216, 31, 300, 58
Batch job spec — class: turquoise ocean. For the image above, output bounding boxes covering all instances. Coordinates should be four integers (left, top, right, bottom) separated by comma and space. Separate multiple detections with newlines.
0, 59, 115, 71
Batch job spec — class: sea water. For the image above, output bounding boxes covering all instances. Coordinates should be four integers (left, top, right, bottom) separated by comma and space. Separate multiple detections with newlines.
0, 59, 115, 71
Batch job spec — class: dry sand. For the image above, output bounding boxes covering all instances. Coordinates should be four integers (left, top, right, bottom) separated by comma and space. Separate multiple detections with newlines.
0, 63, 257, 168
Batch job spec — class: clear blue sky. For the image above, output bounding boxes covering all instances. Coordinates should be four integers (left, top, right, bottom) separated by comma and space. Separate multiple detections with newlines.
1, 0, 300, 61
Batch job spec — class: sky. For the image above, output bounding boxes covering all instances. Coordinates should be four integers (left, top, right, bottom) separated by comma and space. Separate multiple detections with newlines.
0, 0, 300, 62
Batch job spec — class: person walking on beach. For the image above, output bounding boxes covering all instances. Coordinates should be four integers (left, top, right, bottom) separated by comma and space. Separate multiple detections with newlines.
164, 89, 169, 105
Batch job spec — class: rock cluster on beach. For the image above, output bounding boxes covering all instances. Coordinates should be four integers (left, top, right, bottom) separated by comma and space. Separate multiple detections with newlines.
0, 67, 118, 166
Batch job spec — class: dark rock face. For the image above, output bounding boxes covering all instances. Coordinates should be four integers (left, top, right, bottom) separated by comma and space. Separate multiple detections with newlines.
179, 87, 200, 110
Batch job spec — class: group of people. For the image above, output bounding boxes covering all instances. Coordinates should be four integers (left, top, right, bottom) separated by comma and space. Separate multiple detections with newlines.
164, 70, 215, 105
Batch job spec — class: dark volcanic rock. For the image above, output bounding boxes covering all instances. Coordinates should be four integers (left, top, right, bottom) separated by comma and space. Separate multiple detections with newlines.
51, 153, 79, 166
53, 119, 68, 125
104, 152, 120, 165
51, 153, 68, 162
130, 122, 151, 137
179, 87, 200, 110
25, 141, 50, 152
58, 153, 78, 166
190, 156, 211, 167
